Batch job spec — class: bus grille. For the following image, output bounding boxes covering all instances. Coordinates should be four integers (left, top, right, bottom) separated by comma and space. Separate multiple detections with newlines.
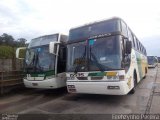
76, 77, 88, 80
91, 76, 103, 80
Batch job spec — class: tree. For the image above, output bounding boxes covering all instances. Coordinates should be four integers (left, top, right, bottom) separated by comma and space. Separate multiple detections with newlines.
0, 36, 2, 44
16, 38, 27, 47
0, 33, 28, 70
0, 33, 28, 47
0, 33, 14, 46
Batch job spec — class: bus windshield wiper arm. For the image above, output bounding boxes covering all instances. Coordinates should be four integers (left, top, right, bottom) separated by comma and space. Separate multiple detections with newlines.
90, 52, 105, 72
90, 47, 113, 71
25, 53, 36, 73
74, 46, 86, 73
35, 50, 43, 72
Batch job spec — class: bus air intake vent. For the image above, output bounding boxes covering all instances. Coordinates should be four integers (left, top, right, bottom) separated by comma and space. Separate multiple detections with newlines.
91, 76, 103, 80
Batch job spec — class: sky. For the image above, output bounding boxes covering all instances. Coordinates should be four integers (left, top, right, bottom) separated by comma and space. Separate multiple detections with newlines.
0, 0, 160, 56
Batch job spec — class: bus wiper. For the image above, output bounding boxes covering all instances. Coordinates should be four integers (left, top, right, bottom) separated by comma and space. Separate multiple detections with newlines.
90, 47, 113, 71
74, 46, 87, 73
90, 51, 105, 72
35, 50, 43, 72
25, 53, 36, 73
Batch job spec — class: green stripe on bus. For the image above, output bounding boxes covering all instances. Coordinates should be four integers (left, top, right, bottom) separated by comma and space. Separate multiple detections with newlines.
88, 72, 105, 76
29, 70, 55, 77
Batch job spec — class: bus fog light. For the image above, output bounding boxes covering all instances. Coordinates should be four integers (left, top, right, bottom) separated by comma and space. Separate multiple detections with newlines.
107, 76, 112, 79
107, 86, 120, 89
67, 85, 75, 88
46, 75, 55, 79
68, 85, 76, 92
68, 88, 76, 92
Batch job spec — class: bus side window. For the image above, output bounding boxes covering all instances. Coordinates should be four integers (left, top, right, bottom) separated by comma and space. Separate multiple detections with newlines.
121, 21, 128, 37
142, 47, 144, 55
136, 39, 139, 51
133, 36, 137, 50
132, 34, 135, 48
57, 45, 66, 73
139, 43, 141, 52
128, 29, 134, 48
140, 43, 142, 53
139, 42, 141, 52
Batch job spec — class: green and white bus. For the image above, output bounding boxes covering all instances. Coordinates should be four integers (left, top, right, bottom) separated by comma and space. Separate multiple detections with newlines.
16, 33, 67, 89
66, 17, 148, 95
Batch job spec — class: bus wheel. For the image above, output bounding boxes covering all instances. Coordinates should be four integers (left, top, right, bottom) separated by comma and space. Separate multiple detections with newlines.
143, 68, 147, 79
130, 73, 137, 94
145, 67, 147, 74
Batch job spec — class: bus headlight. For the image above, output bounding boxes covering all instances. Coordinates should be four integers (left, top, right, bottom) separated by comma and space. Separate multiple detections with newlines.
46, 75, 55, 79
67, 85, 76, 92
107, 76, 118, 80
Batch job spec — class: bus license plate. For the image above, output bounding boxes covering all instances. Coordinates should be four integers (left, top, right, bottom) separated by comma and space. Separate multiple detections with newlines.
32, 83, 38, 86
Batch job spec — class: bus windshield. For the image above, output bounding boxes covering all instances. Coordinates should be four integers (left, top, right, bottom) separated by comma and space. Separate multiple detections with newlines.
69, 19, 120, 41
89, 36, 121, 71
28, 34, 58, 48
67, 41, 87, 72
25, 34, 58, 73
25, 45, 55, 73
67, 36, 121, 72
147, 56, 155, 65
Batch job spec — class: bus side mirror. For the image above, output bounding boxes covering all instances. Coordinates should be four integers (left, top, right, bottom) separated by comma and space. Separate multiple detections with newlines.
126, 41, 132, 54
49, 41, 60, 55
16, 47, 26, 59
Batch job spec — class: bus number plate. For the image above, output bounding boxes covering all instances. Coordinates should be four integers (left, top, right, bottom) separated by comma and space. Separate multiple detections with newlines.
32, 83, 38, 86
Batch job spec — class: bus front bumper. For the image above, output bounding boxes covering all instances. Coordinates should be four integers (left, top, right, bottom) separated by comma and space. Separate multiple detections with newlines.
23, 78, 66, 89
67, 81, 130, 95
148, 64, 156, 68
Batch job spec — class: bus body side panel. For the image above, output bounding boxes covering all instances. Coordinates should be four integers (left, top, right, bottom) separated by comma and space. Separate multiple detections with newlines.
125, 49, 138, 91
127, 49, 147, 86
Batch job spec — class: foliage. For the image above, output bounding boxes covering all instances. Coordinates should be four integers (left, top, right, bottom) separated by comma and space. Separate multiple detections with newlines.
0, 46, 15, 59
0, 33, 27, 47
19, 49, 26, 58
0, 33, 28, 59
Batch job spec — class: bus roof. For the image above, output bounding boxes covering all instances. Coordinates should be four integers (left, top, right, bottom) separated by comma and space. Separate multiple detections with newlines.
32, 33, 67, 40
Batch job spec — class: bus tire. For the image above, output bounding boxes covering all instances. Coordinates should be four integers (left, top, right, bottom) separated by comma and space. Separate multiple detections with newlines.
145, 67, 147, 74
143, 67, 147, 79
130, 72, 137, 94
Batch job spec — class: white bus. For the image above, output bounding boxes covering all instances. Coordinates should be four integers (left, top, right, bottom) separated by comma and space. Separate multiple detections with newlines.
147, 56, 158, 68
16, 33, 67, 89
66, 17, 148, 95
